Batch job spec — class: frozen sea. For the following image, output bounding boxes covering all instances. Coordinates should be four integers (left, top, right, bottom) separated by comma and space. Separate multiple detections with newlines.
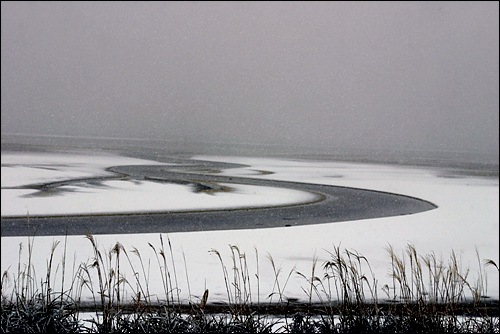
1, 134, 499, 306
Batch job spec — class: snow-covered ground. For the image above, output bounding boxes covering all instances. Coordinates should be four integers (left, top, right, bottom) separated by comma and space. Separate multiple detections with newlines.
1, 150, 498, 306
1, 152, 317, 217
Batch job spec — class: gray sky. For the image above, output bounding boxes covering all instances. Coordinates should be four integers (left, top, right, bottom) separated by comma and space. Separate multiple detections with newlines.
1, 1, 498, 156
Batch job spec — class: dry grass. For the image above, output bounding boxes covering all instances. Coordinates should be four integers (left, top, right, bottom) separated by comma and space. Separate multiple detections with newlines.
1, 234, 498, 333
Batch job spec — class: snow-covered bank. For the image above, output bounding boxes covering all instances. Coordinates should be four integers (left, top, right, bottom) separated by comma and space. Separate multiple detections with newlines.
1, 151, 498, 306
1, 151, 318, 216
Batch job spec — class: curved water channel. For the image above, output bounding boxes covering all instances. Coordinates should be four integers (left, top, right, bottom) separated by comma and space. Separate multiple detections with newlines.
1, 158, 437, 237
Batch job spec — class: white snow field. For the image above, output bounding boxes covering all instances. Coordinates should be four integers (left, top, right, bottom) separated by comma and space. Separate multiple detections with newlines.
1, 152, 318, 217
1, 150, 498, 306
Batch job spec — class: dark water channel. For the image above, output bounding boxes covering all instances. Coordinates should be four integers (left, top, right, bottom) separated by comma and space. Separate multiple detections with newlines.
1, 155, 437, 237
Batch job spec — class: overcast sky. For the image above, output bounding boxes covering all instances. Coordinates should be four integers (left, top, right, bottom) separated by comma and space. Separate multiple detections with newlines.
1, 1, 498, 156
